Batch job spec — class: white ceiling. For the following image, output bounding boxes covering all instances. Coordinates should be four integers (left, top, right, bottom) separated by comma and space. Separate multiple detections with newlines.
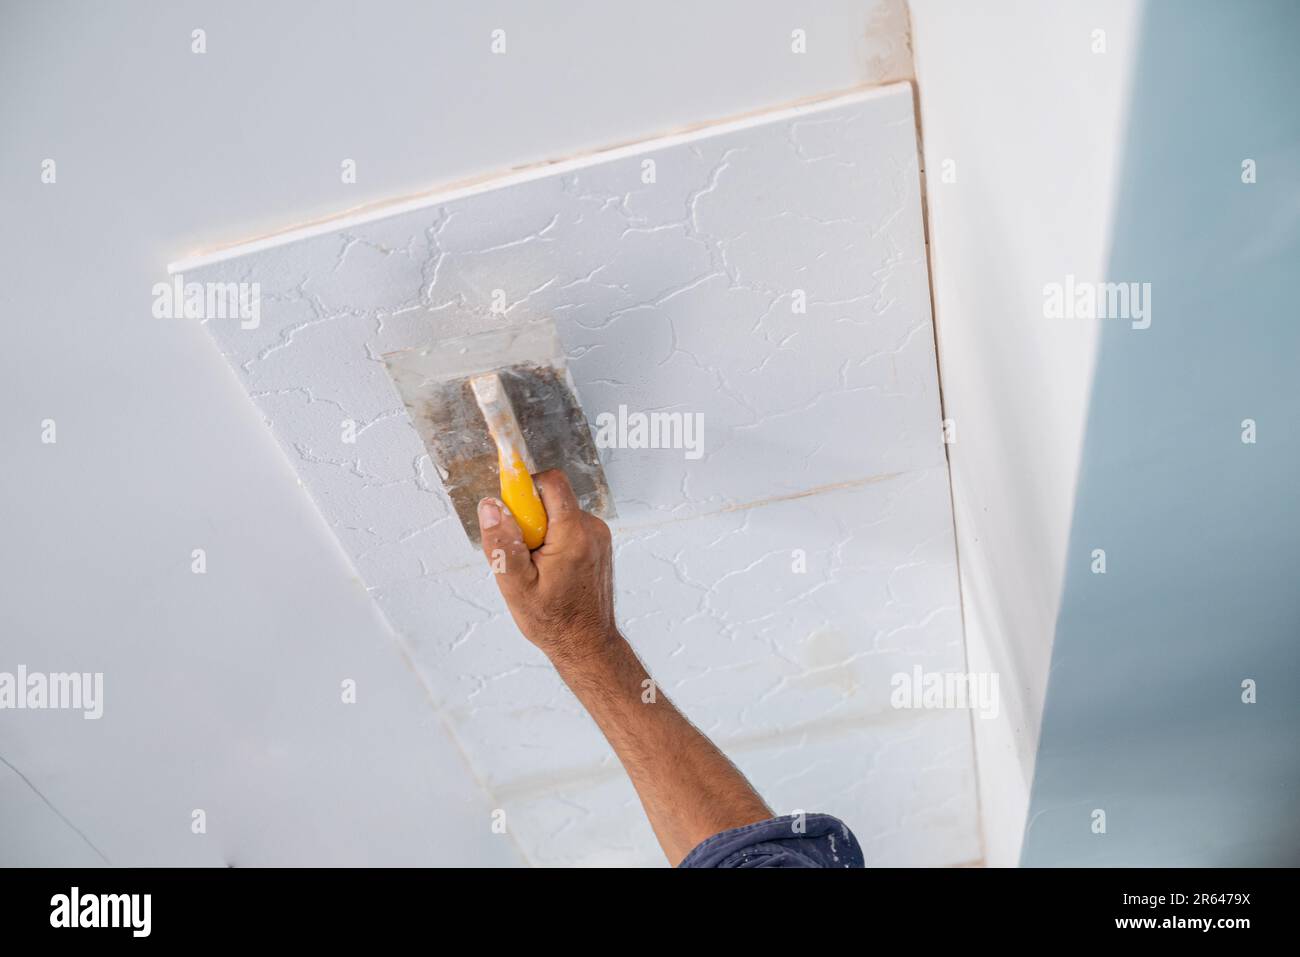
182, 85, 979, 866
0, 0, 952, 867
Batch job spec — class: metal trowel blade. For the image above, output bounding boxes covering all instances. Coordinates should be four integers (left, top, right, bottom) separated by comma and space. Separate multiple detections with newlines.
383, 321, 614, 549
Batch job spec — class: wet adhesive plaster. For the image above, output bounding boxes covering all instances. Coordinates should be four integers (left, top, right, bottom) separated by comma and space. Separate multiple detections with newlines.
175, 83, 980, 866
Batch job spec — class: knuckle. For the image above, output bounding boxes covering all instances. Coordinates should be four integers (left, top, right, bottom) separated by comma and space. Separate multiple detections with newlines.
584, 515, 611, 543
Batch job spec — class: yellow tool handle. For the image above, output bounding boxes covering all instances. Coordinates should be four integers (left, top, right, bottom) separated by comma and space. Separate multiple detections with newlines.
498, 447, 547, 549
470, 372, 548, 550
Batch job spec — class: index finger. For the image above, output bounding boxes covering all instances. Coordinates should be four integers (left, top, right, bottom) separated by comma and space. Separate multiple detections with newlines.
533, 469, 583, 537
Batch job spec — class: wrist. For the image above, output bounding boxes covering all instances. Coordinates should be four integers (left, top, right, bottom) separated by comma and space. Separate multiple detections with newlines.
548, 628, 631, 681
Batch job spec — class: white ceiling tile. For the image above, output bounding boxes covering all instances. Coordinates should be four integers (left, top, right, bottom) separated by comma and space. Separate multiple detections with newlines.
180, 84, 976, 865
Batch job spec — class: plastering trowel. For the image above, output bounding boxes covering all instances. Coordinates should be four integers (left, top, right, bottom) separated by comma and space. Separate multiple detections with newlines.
383, 320, 614, 549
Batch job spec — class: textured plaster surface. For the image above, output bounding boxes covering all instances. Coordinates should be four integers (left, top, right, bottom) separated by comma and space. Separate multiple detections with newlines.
182, 84, 978, 866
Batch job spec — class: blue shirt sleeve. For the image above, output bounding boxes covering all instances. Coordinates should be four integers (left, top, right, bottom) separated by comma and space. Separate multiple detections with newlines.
678, 813, 865, 868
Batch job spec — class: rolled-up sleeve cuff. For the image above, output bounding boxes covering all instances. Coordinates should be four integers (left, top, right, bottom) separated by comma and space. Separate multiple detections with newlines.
678, 813, 864, 868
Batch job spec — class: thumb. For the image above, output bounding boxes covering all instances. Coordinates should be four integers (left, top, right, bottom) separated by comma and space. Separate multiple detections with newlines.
478, 498, 538, 590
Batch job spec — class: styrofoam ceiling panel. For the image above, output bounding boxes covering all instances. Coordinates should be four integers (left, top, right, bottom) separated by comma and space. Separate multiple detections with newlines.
176, 83, 979, 866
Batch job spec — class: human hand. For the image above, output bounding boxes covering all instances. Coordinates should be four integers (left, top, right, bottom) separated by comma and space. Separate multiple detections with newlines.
477, 469, 619, 665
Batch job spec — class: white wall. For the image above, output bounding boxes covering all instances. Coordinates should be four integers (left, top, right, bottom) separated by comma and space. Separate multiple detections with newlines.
908, 0, 1141, 865
1, 0, 910, 865
1019, 0, 1300, 866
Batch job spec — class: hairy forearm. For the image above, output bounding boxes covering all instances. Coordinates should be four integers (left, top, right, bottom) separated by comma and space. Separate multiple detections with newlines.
476, 475, 774, 865
552, 632, 773, 865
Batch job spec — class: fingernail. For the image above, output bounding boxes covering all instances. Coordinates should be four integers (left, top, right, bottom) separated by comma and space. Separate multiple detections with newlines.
478, 498, 501, 529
